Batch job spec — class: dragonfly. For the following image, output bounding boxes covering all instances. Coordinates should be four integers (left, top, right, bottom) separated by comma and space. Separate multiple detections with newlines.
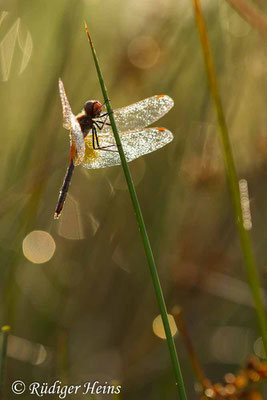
54, 78, 174, 219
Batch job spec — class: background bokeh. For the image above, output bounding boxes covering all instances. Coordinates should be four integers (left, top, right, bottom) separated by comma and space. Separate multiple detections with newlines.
0, 0, 266, 398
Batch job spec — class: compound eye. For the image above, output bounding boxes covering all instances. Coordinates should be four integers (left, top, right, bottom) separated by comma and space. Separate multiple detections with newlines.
93, 101, 102, 116
84, 101, 94, 115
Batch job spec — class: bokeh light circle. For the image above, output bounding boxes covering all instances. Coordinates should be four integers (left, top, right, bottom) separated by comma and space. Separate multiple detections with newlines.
152, 314, 177, 339
22, 231, 56, 264
127, 35, 160, 69
253, 337, 266, 359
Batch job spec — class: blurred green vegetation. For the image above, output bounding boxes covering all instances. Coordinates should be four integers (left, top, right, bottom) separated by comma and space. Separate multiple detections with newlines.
0, 0, 266, 399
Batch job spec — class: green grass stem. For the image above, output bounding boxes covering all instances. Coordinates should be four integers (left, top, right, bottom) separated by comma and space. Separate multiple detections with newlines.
193, 0, 267, 354
84, 22, 187, 400
0, 325, 10, 399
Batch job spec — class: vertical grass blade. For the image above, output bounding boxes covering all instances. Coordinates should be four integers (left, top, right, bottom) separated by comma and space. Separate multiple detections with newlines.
84, 23, 187, 400
0, 326, 10, 399
226, 0, 267, 38
193, 0, 267, 354
172, 307, 209, 390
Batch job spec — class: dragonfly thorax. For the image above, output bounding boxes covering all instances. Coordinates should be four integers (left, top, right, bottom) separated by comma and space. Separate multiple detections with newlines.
76, 114, 94, 136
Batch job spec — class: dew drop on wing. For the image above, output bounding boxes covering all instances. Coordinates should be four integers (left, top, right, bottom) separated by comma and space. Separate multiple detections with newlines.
82, 127, 173, 169
101, 95, 174, 134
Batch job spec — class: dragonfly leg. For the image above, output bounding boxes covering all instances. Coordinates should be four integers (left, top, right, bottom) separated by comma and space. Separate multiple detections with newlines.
94, 115, 111, 132
92, 127, 99, 150
98, 110, 114, 118
94, 126, 101, 148
92, 126, 118, 153
99, 98, 111, 109
92, 125, 101, 150
98, 112, 109, 118
94, 120, 111, 129
94, 121, 104, 130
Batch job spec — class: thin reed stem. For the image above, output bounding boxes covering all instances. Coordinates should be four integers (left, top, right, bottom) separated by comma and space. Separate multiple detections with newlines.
193, 0, 267, 355
84, 22, 188, 400
0, 326, 10, 399
226, 0, 267, 38
172, 307, 210, 389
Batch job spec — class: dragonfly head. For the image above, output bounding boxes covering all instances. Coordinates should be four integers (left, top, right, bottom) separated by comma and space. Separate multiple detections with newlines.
84, 100, 102, 118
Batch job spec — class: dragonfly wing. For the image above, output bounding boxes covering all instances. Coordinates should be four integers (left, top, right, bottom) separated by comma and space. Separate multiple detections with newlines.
58, 78, 85, 165
82, 127, 173, 169
101, 95, 174, 134
70, 114, 85, 166
59, 78, 73, 130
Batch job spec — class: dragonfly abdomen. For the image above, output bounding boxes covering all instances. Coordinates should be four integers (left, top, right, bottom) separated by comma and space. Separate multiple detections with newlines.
54, 160, 75, 219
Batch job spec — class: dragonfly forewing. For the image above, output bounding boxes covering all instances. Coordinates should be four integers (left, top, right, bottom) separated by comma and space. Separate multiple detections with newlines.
59, 78, 73, 130
101, 95, 174, 134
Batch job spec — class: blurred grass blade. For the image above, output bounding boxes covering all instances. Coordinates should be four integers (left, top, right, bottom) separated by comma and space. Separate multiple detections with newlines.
172, 307, 210, 390
226, 0, 267, 38
84, 22, 187, 400
0, 326, 10, 399
193, 0, 267, 354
